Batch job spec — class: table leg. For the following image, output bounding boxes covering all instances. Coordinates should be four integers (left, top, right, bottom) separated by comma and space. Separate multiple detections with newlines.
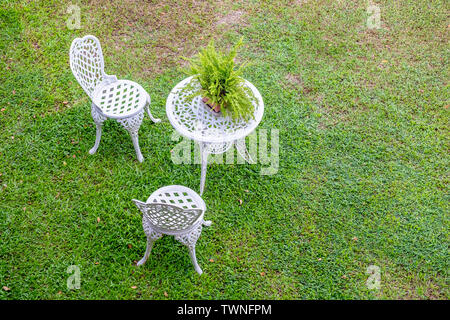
200, 143, 208, 195
235, 138, 255, 164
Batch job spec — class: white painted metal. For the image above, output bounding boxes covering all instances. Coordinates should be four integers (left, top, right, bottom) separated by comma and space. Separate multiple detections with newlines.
70, 35, 160, 162
166, 76, 264, 144
133, 185, 212, 275
166, 76, 264, 194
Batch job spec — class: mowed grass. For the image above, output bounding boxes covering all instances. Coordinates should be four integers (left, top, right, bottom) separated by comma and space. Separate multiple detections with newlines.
0, 0, 448, 299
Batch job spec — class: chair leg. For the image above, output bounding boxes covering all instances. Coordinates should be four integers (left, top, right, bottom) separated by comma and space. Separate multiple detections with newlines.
130, 132, 144, 163
145, 93, 161, 123
175, 224, 204, 275
138, 217, 162, 266
89, 124, 103, 155
137, 237, 157, 266
117, 111, 145, 162
89, 103, 106, 155
188, 245, 203, 275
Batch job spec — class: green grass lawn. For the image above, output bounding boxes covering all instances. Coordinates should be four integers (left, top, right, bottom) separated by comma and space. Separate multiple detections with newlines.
0, 0, 448, 299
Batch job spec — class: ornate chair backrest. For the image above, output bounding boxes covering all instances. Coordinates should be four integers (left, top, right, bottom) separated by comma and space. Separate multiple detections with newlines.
132, 199, 204, 233
69, 35, 106, 99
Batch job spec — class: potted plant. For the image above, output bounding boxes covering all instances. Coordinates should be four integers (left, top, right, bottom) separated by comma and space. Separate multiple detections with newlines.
183, 38, 256, 122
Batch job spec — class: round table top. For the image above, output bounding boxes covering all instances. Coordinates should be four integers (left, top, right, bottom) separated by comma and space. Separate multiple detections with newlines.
166, 76, 264, 144
92, 79, 146, 119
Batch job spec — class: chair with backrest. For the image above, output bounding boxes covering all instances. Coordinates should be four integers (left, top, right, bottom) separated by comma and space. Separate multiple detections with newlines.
69, 35, 160, 162
132, 185, 212, 275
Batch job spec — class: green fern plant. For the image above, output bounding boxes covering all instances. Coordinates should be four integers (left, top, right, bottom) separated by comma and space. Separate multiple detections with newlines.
183, 38, 256, 121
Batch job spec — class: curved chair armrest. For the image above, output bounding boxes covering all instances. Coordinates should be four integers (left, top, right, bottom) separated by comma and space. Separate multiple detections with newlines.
92, 74, 118, 97
103, 74, 118, 85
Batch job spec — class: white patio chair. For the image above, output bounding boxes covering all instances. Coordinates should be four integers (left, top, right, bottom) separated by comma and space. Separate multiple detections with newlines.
69, 35, 160, 162
132, 185, 212, 275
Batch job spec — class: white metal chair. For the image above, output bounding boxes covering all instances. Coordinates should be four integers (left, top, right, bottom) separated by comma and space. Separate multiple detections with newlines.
69, 35, 160, 162
132, 185, 212, 275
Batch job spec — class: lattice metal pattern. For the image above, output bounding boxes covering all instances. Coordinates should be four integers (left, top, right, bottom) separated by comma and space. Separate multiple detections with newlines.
166, 77, 264, 194
203, 141, 234, 154
93, 80, 147, 118
146, 203, 202, 232
70, 35, 161, 162
133, 185, 206, 233
70, 35, 105, 98
133, 185, 211, 275
148, 187, 205, 210
166, 76, 264, 144
117, 110, 144, 137
91, 102, 106, 125
175, 223, 203, 249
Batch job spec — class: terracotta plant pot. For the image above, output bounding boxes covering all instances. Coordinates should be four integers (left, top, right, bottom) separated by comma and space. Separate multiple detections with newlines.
202, 97, 221, 115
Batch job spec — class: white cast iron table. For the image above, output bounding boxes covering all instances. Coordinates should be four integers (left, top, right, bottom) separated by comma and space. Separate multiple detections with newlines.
166, 76, 264, 195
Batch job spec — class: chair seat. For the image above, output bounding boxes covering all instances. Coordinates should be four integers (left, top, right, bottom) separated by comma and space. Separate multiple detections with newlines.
147, 185, 206, 211
92, 79, 147, 119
